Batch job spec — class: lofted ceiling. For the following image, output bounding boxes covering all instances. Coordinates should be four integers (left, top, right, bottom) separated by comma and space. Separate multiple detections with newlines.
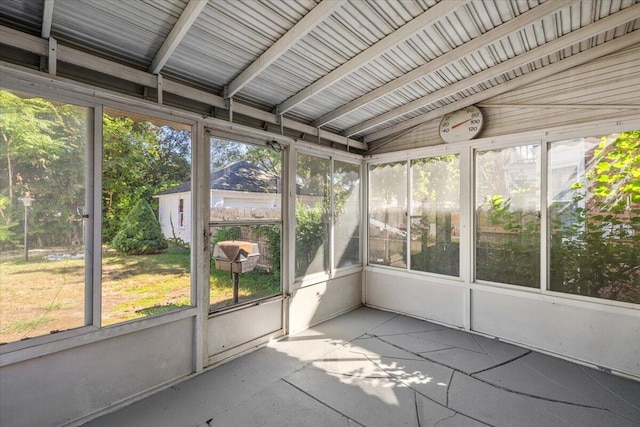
0, 0, 639, 151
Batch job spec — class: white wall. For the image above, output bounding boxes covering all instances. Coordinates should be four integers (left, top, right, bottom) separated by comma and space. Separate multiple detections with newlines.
0, 317, 194, 427
364, 267, 640, 378
470, 289, 640, 377
208, 298, 284, 364
157, 192, 191, 243
159, 190, 280, 244
365, 269, 465, 328
362, 43, 640, 379
289, 272, 362, 335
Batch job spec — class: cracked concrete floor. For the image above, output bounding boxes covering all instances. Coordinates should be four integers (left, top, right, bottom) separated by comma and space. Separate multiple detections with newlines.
86, 307, 640, 427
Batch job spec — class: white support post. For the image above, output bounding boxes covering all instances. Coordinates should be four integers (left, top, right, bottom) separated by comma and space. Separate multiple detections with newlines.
92, 105, 103, 328
192, 121, 209, 372
157, 74, 163, 105
460, 146, 473, 331
48, 37, 57, 76
41, 0, 55, 39
329, 156, 335, 276
540, 140, 549, 294
84, 104, 95, 327
361, 159, 368, 304
406, 161, 412, 272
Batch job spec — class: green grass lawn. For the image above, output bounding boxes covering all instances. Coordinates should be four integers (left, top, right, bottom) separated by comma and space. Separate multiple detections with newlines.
0, 245, 280, 344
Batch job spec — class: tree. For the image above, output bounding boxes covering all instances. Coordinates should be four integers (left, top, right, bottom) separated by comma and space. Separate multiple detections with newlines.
102, 115, 190, 242
295, 153, 330, 276
550, 131, 640, 303
0, 90, 86, 250
111, 198, 168, 254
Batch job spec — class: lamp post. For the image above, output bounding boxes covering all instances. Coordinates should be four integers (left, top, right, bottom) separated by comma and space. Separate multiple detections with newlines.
19, 196, 35, 262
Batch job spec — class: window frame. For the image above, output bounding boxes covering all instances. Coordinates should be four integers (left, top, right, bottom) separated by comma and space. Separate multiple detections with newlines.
100, 106, 195, 326
545, 133, 640, 305
207, 134, 285, 313
0, 83, 198, 360
294, 147, 363, 285
408, 154, 462, 277
179, 198, 185, 228
365, 125, 639, 311
333, 158, 363, 271
367, 159, 409, 270
472, 143, 542, 289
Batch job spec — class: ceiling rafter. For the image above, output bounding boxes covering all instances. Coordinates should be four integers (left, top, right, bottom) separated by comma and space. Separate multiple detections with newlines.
41, 0, 54, 39
224, 0, 346, 99
364, 29, 640, 145
149, 0, 208, 74
311, 0, 574, 128
347, 2, 640, 139
274, 0, 468, 116
0, 24, 365, 150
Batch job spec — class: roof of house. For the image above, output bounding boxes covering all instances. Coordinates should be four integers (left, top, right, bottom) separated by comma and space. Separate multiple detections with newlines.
156, 161, 279, 196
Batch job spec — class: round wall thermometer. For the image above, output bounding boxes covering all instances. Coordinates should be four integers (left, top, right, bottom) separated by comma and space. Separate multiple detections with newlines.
439, 106, 484, 143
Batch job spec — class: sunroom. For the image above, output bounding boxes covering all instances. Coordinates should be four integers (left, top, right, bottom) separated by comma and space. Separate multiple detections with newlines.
0, 0, 638, 426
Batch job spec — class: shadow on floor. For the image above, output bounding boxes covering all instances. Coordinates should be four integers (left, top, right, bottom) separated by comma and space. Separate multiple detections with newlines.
85, 307, 640, 427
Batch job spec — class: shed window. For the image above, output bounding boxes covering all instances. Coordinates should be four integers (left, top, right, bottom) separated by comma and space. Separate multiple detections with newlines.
179, 198, 184, 227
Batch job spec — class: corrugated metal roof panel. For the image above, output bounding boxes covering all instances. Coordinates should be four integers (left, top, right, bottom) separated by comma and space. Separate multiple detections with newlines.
326, 1, 638, 138
1, 0, 638, 149
0, 0, 42, 33
164, 0, 319, 101
50, 0, 187, 69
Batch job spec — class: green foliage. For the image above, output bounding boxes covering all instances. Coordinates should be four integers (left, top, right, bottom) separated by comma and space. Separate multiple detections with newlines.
0, 196, 19, 249
295, 200, 327, 276
550, 131, 640, 303
102, 115, 190, 242
0, 90, 191, 251
1, 90, 87, 250
212, 226, 240, 244
410, 155, 460, 275
111, 198, 168, 255
167, 215, 190, 251
251, 224, 281, 275
476, 195, 540, 288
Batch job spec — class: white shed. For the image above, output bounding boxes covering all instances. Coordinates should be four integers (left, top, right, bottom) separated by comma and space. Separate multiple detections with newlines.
155, 161, 281, 244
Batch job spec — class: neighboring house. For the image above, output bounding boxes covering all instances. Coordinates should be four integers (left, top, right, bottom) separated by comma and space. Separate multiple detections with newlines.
155, 161, 280, 243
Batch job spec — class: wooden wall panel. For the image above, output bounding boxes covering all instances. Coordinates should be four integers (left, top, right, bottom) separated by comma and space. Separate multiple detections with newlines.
373, 44, 640, 153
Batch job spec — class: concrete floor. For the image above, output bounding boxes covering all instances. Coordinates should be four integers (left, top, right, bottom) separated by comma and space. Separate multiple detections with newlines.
86, 307, 640, 427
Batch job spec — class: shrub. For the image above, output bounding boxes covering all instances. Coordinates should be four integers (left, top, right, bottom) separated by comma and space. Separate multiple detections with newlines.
111, 198, 168, 255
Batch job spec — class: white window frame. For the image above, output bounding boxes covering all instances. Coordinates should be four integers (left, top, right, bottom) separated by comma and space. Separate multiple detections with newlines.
0, 75, 199, 365
293, 146, 363, 287
365, 118, 640, 312
206, 132, 286, 313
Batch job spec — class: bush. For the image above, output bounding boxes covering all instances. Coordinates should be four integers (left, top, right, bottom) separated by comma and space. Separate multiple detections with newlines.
111, 198, 168, 255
